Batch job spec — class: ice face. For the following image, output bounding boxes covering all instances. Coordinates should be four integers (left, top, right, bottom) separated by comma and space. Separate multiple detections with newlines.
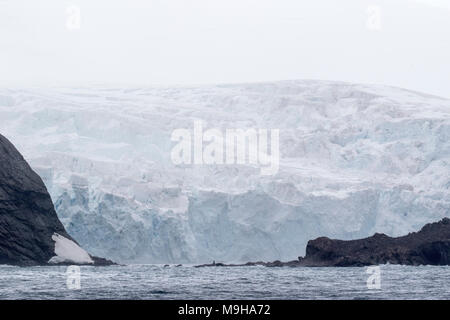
1, 80, 449, 263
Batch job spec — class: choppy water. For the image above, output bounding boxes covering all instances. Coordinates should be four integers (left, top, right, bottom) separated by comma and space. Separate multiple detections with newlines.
0, 264, 449, 300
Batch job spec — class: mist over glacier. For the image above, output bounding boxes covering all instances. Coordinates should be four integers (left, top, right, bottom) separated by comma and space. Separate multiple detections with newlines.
0, 80, 449, 264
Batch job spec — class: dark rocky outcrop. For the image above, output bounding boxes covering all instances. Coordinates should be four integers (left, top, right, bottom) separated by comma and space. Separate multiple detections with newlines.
0, 134, 113, 266
195, 218, 450, 268
297, 218, 450, 266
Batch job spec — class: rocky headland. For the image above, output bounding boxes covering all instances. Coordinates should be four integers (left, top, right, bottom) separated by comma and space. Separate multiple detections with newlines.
196, 218, 450, 267
0, 133, 113, 266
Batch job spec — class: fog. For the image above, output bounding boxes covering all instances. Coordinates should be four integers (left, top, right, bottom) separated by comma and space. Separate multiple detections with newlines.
0, 0, 449, 97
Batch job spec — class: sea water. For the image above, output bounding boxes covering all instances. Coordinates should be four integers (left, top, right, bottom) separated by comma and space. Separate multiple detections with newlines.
0, 264, 448, 300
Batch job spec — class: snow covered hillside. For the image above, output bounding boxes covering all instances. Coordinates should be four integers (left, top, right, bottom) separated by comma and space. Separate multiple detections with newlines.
0, 80, 449, 263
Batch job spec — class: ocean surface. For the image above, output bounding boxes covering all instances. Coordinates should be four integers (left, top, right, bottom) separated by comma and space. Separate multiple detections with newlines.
0, 264, 449, 300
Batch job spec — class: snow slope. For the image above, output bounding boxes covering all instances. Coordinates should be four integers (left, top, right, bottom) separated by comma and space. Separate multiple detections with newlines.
0, 80, 449, 263
48, 233, 94, 264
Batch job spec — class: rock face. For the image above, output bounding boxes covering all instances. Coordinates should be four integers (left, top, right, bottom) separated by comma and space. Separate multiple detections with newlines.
195, 218, 450, 268
0, 134, 113, 266
298, 218, 450, 266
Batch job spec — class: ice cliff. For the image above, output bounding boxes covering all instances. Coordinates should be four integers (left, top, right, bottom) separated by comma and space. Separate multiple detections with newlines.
0, 80, 448, 263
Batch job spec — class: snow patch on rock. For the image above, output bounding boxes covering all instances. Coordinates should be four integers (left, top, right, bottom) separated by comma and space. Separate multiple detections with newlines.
48, 233, 94, 264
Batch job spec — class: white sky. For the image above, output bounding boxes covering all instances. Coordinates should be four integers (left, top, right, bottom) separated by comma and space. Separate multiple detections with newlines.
0, 0, 449, 98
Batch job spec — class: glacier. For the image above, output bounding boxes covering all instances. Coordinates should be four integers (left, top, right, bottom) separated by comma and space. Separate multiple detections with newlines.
0, 80, 449, 264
